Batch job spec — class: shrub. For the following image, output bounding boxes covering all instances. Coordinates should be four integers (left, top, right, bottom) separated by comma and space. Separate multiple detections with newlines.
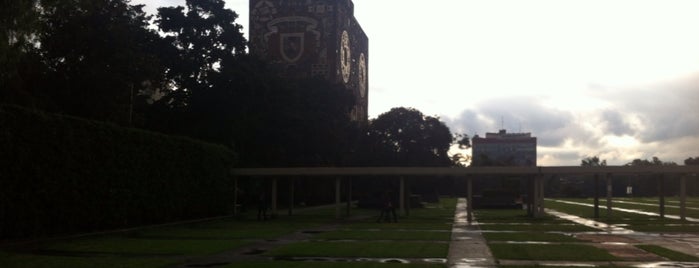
0, 105, 237, 239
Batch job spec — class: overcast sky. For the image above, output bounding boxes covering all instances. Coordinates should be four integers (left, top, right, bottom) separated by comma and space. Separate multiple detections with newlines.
134, 0, 699, 166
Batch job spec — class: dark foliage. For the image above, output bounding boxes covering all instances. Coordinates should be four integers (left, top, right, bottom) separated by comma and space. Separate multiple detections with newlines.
35, 0, 166, 125
0, 105, 237, 239
361, 107, 453, 167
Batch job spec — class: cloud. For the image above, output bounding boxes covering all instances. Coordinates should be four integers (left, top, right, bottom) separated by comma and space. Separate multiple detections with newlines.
600, 109, 634, 136
591, 74, 699, 143
445, 96, 585, 147
444, 79, 699, 166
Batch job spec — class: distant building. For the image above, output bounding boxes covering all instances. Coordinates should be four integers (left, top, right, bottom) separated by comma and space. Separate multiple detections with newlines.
472, 129, 537, 166
249, 0, 368, 122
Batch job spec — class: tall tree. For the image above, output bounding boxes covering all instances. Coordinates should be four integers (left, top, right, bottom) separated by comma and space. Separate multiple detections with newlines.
581, 156, 607, 167
685, 157, 699, 165
156, 0, 246, 107
0, 0, 41, 105
38, 0, 165, 125
625, 157, 677, 166
363, 107, 453, 166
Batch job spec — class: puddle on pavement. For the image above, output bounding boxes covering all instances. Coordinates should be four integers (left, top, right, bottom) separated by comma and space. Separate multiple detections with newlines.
380, 258, 409, 264
540, 263, 597, 267
635, 262, 699, 268
505, 241, 552, 244
546, 209, 634, 234
423, 258, 447, 263
274, 256, 417, 264
548, 199, 699, 223
602, 242, 629, 245
272, 256, 449, 264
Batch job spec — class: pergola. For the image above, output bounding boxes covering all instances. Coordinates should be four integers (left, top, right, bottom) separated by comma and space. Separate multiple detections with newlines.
232, 166, 699, 221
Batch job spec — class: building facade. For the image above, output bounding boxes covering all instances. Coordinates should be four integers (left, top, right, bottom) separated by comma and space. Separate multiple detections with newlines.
249, 0, 368, 121
472, 129, 537, 166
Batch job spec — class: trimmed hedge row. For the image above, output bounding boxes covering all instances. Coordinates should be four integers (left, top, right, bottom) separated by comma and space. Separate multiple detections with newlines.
0, 105, 237, 239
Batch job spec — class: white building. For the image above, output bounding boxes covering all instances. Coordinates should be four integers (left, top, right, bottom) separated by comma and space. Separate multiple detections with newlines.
472, 129, 537, 166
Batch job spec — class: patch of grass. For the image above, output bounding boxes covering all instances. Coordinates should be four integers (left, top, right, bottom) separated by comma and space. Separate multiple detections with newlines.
474, 208, 597, 232
317, 230, 450, 241
546, 199, 694, 232
344, 221, 453, 231
223, 261, 446, 268
636, 245, 699, 262
44, 237, 250, 256
0, 252, 175, 268
267, 241, 448, 258
488, 244, 619, 261
479, 223, 596, 232
482, 232, 580, 242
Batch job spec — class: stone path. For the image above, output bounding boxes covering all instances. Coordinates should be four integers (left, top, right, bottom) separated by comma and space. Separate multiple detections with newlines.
447, 198, 495, 268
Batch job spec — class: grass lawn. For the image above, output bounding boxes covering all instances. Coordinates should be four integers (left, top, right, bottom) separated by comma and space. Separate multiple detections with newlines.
636, 245, 699, 262
475, 209, 597, 232
0, 198, 458, 267
0, 251, 175, 268
266, 241, 448, 258
43, 236, 251, 256
546, 198, 699, 232
488, 244, 619, 261
316, 230, 450, 241
482, 232, 580, 243
558, 197, 699, 219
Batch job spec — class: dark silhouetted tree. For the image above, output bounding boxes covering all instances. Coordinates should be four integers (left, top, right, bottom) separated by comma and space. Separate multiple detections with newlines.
363, 107, 453, 166
37, 0, 165, 125
156, 0, 246, 108
581, 156, 607, 167
0, 0, 42, 106
685, 157, 699, 165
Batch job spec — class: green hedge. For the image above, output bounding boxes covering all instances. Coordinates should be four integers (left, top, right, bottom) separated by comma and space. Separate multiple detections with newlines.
0, 105, 237, 239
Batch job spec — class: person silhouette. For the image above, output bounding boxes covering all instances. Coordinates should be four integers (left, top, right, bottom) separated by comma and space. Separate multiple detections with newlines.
257, 192, 268, 221
376, 191, 397, 223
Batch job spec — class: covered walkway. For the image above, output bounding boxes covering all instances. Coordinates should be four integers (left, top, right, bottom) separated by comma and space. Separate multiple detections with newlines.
232, 166, 699, 221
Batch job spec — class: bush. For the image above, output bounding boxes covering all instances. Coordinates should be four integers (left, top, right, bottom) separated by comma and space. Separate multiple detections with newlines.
0, 105, 237, 239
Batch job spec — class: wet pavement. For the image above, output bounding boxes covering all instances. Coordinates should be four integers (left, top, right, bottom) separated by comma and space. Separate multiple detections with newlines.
548, 199, 699, 222
447, 198, 496, 268
544, 205, 699, 268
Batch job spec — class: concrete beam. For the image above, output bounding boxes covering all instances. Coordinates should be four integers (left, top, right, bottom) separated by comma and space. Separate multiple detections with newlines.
232, 165, 699, 177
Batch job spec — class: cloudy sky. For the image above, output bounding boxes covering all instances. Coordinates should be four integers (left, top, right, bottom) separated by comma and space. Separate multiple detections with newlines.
134, 0, 699, 166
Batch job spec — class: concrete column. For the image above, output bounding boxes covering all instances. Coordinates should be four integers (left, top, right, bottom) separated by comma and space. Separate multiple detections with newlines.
335, 177, 341, 219
400, 177, 406, 216
406, 178, 411, 217
233, 177, 238, 216
467, 176, 473, 223
593, 174, 600, 218
658, 174, 665, 219
680, 174, 687, 221
537, 175, 545, 216
346, 178, 352, 216
527, 177, 536, 217
606, 173, 613, 219
288, 178, 294, 216
271, 178, 278, 217
532, 176, 540, 217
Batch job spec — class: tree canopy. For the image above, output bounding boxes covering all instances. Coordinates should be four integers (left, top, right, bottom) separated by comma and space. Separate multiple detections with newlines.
625, 157, 677, 166
581, 156, 607, 167
362, 107, 453, 167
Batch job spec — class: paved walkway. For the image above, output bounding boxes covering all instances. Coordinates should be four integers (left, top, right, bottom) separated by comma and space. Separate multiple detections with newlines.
447, 198, 496, 268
